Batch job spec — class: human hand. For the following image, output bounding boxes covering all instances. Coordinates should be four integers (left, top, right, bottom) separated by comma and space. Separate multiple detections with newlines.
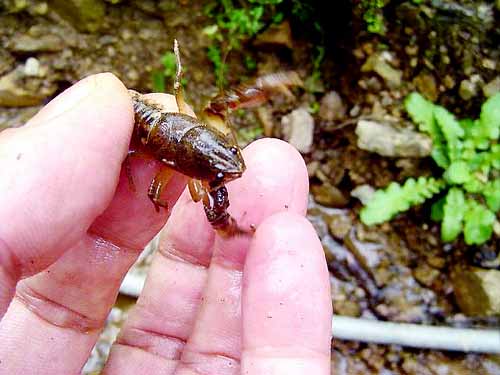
0, 74, 332, 374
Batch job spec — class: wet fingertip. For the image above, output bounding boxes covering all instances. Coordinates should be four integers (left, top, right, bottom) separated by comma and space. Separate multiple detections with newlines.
249, 211, 320, 264
243, 211, 332, 352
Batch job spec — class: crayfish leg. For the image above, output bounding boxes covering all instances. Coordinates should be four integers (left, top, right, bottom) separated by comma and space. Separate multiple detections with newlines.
201, 185, 252, 238
125, 149, 158, 193
173, 39, 191, 115
188, 179, 204, 202
148, 167, 174, 212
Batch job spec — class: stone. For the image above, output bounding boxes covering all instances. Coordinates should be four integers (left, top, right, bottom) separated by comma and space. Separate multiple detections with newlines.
23, 57, 41, 77
0, 49, 14, 76
281, 108, 314, 153
451, 267, 500, 316
311, 183, 349, 208
458, 75, 483, 101
459, 79, 477, 100
7, 34, 64, 52
255, 20, 293, 49
0, 67, 56, 107
350, 184, 375, 205
362, 52, 402, 88
49, 0, 106, 32
318, 91, 346, 121
413, 263, 440, 287
483, 76, 500, 98
355, 120, 432, 158
328, 213, 352, 240
413, 72, 438, 102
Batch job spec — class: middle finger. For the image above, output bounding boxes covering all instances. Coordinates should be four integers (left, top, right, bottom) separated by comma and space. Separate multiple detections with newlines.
106, 138, 309, 375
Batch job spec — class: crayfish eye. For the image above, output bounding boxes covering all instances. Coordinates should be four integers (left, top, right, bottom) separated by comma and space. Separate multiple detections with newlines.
230, 146, 238, 155
216, 172, 224, 180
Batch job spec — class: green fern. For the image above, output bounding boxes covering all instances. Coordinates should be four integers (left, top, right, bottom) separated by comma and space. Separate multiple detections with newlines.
361, 92, 500, 245
441, 188, 466, 242
464, 199, 496, 245
360, 177, 444, 225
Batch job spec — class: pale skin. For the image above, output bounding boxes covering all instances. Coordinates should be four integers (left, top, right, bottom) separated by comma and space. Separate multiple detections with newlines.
0, 73, 332, 374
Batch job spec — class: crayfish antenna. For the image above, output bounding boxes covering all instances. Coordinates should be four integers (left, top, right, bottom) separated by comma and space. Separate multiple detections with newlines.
173, 39, 190, 115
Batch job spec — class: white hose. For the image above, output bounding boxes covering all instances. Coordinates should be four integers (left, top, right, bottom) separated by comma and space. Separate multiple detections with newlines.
333, 315, 500, 353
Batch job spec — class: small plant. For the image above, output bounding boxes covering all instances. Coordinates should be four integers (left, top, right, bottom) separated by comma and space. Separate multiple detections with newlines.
203, 0, 283, 87
304, 45, 325, 93
361, 0, 386, 35
361, 92, 500, 245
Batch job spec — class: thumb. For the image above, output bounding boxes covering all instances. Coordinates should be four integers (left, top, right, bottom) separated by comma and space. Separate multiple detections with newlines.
0, 73, 134, 281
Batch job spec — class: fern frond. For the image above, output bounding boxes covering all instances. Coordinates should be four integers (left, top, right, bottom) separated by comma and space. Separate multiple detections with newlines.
404, 93, 450, 168
360, 177, 445, 225
405, 92, 435, 133
463, 199, 496, 245
478, 93, 500, 141
483, 179, 500, 212
434, 106, 464, 163
441, 188, 465, 242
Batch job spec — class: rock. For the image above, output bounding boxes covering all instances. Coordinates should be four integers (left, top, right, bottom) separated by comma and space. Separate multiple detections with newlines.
361, 52, 402, 88
413, 72, 438, 102
318, 91, 346, 121
413, 263, 440, 287
7, 34, 64, 52
328, 212, 352, 240
281, 108, 314, 153
355, 120, 432, 158
483, 76, 500, 97
350, 184, 375, 205
1, 0, 47, 13
0, 67, 56, 107
49, 0, 106, 32
131, 0, 157, 14
451, 267, 500, 316
0, 49, 14, 76
458, 75, 483, 101
254, 20, 293, 49
311, 183, 349, 208
23, 57, 41, 77
459, 79, 477, 100
344, 232, 383, 284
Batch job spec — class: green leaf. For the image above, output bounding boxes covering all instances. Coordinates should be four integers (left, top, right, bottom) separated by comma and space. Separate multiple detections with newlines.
434, 106, 464, 141
441, 188, 465, 242
444, 161, 472, 184
434, 106, 464, 162
431, 196, 445, 221
405, 92, 435, 133
360, 177, 444, 225
431, 146, 450, 169
483, 179, 500, 212
463, 177, 484, 193
479, 92, 500, 140
463, 200, 495, 245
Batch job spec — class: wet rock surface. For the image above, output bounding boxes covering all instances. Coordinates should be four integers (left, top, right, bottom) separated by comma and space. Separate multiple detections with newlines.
281, 107, 314, 153
451, 267, 500, 316
355, 120, 433, 158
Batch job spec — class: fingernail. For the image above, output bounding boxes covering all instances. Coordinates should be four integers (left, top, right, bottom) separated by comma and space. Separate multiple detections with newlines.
28, 75, 99, 125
